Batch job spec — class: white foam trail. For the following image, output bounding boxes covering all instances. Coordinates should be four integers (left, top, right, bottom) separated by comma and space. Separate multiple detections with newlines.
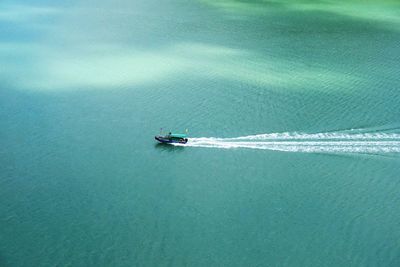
223, 132, 400, 141
175, 131, 400, 154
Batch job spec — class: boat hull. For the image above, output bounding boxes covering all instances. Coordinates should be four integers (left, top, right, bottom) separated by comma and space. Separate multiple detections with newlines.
155, 136, 188, 144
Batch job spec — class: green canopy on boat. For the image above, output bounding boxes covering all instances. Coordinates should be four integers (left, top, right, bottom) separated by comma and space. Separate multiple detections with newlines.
170, 133, 187, 138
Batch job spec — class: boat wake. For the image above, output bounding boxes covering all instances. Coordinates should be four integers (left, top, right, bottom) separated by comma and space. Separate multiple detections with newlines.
174, 130, 400, 154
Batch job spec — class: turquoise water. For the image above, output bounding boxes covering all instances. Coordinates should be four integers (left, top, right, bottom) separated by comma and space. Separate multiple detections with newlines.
1, 0, 400, 266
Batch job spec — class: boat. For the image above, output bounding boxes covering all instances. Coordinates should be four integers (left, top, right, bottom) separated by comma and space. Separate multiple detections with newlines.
155, 132, 188, 144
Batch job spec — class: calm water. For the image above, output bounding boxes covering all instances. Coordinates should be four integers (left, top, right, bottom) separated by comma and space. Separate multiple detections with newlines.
1, 0, 400, 266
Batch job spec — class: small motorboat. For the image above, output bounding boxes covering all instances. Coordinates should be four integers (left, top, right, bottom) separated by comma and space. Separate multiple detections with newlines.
155, 132, 188, 144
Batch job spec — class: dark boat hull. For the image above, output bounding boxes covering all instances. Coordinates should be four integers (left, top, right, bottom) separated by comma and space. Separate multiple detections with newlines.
155, 136, 188, 144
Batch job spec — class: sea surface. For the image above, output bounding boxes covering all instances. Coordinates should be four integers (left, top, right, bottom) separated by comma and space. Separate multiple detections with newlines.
1, 0, 400, 266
